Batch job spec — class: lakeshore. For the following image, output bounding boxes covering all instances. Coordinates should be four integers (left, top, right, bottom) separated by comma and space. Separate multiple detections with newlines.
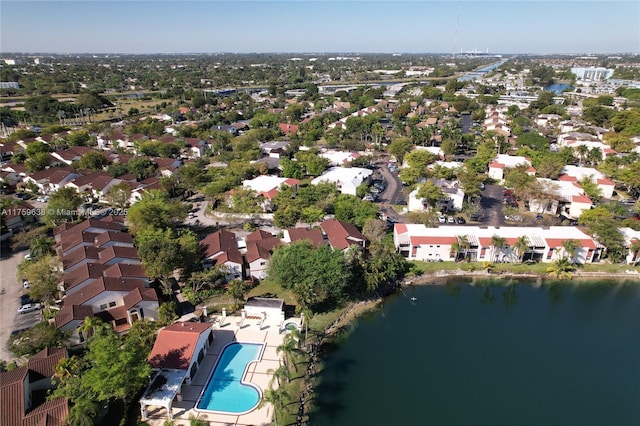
309, 278, 640, 425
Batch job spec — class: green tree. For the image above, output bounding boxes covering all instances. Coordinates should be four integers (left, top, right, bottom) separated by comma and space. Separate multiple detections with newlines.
25, 151, 52, 172
512, 235, 530, 263
490, 235, 507, 263
333, 194, 378, 228
268, 241, 352, 310
126, 190, 187, 234
158, 301, 179, 326
66, 130, 91, 146
561, 239, 582, 264
387, 137, 413, 164
137, 227, 196, 294
76, 151, 108, 170
546, 258, 575, 280
9, 322, 67, 357
45, 187, 83, 226
19, 255, 60, 304
103, 181, 131, 209
127, 157, 157, 180
273, 205, 302, 229
29, 235, 55, 260
416, 181, 446, 211
82, 327, 151, 407
227, 279, 247, 309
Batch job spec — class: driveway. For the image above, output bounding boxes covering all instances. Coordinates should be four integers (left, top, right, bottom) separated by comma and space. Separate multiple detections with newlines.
375, 157, 407, 222
0, 249, 33, 362
480, 184, 505, 226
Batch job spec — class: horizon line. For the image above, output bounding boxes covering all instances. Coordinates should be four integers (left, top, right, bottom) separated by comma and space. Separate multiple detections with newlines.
2, 51, 639, 56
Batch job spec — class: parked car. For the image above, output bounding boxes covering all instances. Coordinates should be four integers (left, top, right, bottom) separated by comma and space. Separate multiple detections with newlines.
536, 213, 544, 220
24, 253, 32, 261
20, 294, 33, 305
23, 280, 31, 289
438, 215, 446, 223
456, 216, 466, 224
447, 216, 455, 224
17, 303, 41, 314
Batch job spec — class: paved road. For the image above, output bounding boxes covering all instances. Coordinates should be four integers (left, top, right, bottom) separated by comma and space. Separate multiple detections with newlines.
480, 184, 505, 227
0, 248, 40, 362
375, 157, 407, 223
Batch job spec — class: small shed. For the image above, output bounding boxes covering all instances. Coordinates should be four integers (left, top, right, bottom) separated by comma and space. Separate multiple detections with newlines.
244, 297, 284, 323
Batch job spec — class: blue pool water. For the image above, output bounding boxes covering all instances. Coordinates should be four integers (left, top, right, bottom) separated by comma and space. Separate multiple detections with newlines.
196, 342, 263, 413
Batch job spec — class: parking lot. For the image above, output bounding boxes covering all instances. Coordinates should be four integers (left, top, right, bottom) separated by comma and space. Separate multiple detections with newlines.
0, 249, 42, 362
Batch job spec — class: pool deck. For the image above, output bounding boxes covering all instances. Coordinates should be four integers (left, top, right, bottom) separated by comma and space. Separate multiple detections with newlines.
143, 315, 291, 425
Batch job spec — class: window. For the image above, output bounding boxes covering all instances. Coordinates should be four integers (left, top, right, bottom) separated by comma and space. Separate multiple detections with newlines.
99, 304, 107, 311
109, 301, 116, 308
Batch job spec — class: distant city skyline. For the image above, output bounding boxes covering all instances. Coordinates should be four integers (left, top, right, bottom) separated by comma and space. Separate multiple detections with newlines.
1, 1, 638, 55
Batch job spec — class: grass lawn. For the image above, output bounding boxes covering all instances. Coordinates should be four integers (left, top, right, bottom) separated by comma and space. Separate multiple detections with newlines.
410, 260, 639, 276
246, 279, 297, 306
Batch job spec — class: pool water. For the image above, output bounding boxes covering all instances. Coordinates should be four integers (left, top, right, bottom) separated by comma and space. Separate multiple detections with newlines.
196, 342, 263, 413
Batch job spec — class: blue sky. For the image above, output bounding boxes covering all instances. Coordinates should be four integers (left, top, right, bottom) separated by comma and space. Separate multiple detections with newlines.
1, 1, 638, 54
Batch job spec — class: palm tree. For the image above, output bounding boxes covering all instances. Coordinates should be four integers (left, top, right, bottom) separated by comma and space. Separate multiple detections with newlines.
268, 364, 291, 387
482, 261, 494, 273
576, 144, 589, 167
53, 356, 80, 384
276, 333, 300, 370
65, 399, 98, 426
561, 239, 582, 264
512, 235, 530, 263
546, 257, 575, 280
456, 235, 471, 262
587, 147, 603, 166
79, 316, 104, 343
261, 387, 289, 426
490, 235, 507, 263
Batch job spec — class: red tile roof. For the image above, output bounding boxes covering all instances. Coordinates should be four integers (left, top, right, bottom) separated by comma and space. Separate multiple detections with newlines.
97, 245, 140, 264
320, 219, 367, 250
246, 238, 281, 263
200, 230, 243, 263
0, 348, 68, 426
394, 223, 408, 234
245, 230, 275, 242
410, 236, 458, 245
102, 263, 147, 279
61, 246, 101, 270
62, 277, 144, 307
62, 262, 106, 291
54, 304, 94, 328
286, 227, 326, 247
148, 322, 212, 370
572, 194, 592, 204
545, 238, 596, 250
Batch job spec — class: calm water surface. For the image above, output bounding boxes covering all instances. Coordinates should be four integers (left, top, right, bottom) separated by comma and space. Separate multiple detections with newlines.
311, 280, 640, 426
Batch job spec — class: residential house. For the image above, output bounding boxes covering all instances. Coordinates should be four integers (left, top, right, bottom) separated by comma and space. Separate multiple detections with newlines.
282, 227, 326, 247
242, 175, 299, 210
320, 219, 367, 251
278, 123, 299, 135
310, 166, 373, 196
319, 149, 361, 166
394, 224, 601, 264
53, 216, 158, 343
408, 179, 465, 213
0, 347, 69, 426
141, 322, 215, 420
23, 167, 82, 194
200, 230, 244, 279
244, 230, 281, 280
619, 227, 640, 265
488, 154, 535, 181
50, 146, 94, 165
529, 178, 593, 218
557, 165, 615, 199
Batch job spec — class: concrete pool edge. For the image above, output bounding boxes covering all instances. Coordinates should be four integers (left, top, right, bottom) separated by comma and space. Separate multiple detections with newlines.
194, 341, 266, 416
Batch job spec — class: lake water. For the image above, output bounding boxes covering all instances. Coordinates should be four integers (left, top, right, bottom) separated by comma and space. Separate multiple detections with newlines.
545, 83, 573, 94
310, 280, 640, 426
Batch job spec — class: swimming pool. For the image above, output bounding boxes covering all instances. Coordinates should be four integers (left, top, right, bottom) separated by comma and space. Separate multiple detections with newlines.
196, 342, 264, 414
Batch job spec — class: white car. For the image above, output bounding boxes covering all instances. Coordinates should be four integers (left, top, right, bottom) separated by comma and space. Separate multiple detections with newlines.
438, 215, 446, 223
17, 303, 41, 314
24, 253, 32, 261
447, 216, 455, 224
23, 280, 31, 289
